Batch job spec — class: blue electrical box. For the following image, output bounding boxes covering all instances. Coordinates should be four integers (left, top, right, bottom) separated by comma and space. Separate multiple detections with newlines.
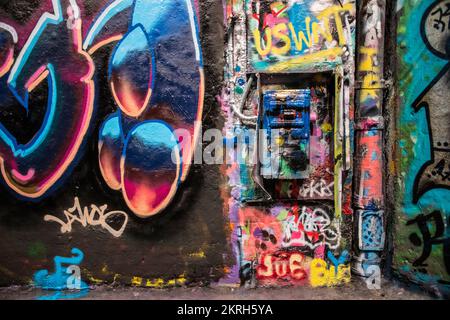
260, 89, 312, 179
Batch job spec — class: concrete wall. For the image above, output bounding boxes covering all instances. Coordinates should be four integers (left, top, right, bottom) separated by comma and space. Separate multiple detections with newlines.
392, 0, 450, 296
220, 0, 356, 287
0, 0, 230, 288
0, 0, 448, 298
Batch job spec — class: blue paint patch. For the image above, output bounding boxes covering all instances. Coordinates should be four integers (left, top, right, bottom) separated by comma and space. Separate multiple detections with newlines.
33, 248, 89, 297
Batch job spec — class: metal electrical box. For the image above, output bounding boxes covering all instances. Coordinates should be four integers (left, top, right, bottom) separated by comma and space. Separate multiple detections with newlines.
260, 89, 313, 180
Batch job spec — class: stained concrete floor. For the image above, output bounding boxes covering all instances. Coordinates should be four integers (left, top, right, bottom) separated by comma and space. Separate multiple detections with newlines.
0, 278, 441, 300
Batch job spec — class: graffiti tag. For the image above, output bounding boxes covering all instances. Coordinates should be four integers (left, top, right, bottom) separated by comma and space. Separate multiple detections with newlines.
282, 206, 340, 249
44, 197, 128, 238
256, 252, 308, 281
407, 211, 450, 275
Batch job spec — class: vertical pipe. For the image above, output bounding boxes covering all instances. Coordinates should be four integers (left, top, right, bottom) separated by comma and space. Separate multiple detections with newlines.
353, 0, 386, 277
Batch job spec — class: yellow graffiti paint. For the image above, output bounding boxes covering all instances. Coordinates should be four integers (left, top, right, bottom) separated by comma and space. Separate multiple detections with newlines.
358, 47, 382, 101
145, 278, 164, 288
131, 276, 143, 286
321, 123, 333, 133
189, 250, 206, 258
310, 258, 351, 287
81, 267, 105, 284
310, 258, 329, 287
361, 73, 381, 100
317, 3, 353, 46
176, 274, 187, 285
275, 135, 285, 146
268, 47, 343, 72
334, 71, 343, 219
252, 3, 353, 59
252, 28, 272, 57
359, 47, 378, 72
167, 279, 176, 286
87, 276, 104, 285
131, 274, 187, 288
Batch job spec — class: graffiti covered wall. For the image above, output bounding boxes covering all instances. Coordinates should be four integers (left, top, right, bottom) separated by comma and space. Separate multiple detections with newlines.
1, 0, 448, 298
220, 0, 356, 287
394, 0, 450, 296
0, 0, 229, 287
247, 0, 355, 73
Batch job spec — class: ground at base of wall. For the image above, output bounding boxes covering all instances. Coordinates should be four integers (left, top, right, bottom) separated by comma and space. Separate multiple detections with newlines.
0, 279, 437, 300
